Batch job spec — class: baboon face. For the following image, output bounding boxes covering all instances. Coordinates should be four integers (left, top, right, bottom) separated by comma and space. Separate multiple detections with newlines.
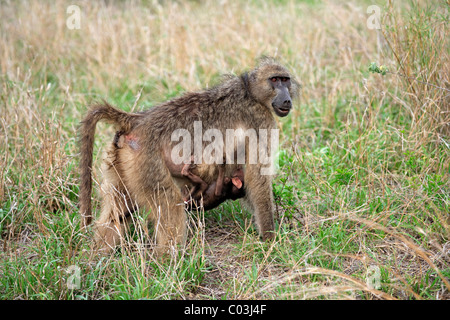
269, 75, 293, 117
250, 63, 296, 117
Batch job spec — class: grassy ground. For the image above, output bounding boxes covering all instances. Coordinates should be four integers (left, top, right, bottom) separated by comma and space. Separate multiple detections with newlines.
0, 0, 449, 300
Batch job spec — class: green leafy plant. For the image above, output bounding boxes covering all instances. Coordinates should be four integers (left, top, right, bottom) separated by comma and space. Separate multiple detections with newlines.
368, 62, 389, 76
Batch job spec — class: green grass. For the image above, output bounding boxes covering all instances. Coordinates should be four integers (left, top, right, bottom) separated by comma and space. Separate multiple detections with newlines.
1, 0, 449, 300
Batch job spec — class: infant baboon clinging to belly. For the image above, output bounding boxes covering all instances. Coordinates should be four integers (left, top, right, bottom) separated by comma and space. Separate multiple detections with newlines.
115, 131, 246, 210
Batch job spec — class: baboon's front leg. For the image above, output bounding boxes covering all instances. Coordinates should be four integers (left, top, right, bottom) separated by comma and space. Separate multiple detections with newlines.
244, 165, 275, 240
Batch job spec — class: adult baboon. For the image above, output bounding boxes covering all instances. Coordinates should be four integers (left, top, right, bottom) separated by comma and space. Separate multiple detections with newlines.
79, 58, 299, 254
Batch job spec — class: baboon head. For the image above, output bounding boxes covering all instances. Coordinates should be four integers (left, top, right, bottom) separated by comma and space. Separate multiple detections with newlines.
247, 58, 299, 117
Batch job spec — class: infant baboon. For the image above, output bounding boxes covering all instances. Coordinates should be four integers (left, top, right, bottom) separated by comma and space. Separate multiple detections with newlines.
165, 156, 245, 211
79, 57, 299, 254
193, 167, 245, 210
116, 131, 245, 210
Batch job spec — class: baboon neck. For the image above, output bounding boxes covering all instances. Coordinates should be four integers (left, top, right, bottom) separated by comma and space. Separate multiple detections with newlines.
240, 72, 256, 103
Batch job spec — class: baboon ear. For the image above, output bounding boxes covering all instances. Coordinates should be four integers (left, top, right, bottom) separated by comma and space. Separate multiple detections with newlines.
231, 177, 243, 189
290, 77, 302, 99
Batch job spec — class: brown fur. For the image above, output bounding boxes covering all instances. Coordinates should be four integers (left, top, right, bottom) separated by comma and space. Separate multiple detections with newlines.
79, 58, 299, 255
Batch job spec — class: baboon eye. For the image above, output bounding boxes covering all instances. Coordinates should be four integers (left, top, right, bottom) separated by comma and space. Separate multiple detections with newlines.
270, 77, 278, 82
281, 77, 289, 82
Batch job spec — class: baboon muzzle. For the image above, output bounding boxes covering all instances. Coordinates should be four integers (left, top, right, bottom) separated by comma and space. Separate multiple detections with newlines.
272, 87, 292, 117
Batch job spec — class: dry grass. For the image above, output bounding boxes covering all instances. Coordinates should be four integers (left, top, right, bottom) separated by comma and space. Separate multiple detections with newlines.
0, 0, 449, 300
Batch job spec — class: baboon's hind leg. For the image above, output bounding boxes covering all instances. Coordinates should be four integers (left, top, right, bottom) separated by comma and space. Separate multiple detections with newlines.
94, 182, 133, 253
149, 186, 187, 256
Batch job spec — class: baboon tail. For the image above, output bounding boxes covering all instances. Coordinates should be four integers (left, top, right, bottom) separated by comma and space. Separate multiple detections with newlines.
79, 101, 138, 229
